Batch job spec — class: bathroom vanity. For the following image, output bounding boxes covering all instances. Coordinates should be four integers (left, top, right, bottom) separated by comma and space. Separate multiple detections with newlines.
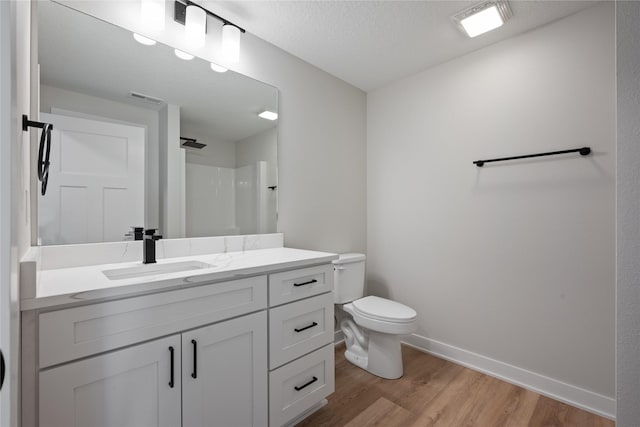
23, 2, 335, 425
20, 238, 337, 427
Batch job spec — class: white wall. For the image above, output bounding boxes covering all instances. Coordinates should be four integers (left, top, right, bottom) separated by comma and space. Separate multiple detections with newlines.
62, 1, 367, 254
39, 85, 161, 228
0, 4, 10, 423
236, 127, 278, 233
182, 124, 236, 168
616, 1, 640, 425
236, 127, 277, 170
367, 2, 614, 414
2, 1, 32, 425
158, 103, 185, 238
185, 163, 236, 237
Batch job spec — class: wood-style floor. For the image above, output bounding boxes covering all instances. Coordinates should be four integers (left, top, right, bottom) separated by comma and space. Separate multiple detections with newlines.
298, 343, 613, 427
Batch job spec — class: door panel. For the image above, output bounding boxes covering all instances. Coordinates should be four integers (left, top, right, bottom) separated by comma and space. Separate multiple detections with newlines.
39, 335, 181, 427
38, 113, 144, 245
182, 311, 268, 427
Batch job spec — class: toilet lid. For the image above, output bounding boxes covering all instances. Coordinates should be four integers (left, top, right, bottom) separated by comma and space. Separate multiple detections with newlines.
352, 296, 417, 323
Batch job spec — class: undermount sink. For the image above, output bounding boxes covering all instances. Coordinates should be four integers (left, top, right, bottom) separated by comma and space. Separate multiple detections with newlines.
102, 260, 214, 280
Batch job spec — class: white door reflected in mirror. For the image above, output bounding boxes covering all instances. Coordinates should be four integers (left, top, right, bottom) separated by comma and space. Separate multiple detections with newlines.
38, 113, 144, 245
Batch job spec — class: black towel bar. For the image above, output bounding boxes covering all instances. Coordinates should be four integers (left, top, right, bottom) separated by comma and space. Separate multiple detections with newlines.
473, 147, 591, 167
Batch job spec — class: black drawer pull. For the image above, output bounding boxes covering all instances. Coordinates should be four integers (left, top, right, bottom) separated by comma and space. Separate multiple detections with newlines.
191, 339, 198, 379
294, 322, 318, 333
295, 376, 318, 391
168, 346, 175, 388
293, 279, 317, 287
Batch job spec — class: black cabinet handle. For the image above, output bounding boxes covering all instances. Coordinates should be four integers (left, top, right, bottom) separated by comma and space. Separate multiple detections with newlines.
294, 322, 318, 333
168, 346, 175, 388
294, 376, 318, 391
0, 350, 5, 391
293, 279, 317, 287
191, 339, 197, 379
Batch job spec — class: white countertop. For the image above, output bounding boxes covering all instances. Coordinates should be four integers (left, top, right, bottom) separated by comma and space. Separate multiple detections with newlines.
22, 247, 338, 311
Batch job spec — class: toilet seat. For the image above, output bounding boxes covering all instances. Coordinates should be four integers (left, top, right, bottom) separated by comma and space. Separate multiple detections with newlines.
342, 296, 417, 335
352, 296, 417, 323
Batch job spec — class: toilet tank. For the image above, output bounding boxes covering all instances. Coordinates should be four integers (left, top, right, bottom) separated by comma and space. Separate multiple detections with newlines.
333, 253, 366, 303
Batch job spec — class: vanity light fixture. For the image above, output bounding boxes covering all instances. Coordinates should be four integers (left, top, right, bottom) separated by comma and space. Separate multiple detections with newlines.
174, 49, 194, 60
258, 110, 278, 121
174, 1, 245, 63
133, 33, 157, 46
185, 5, 206, 48
453, 1, 512, 38
140, 0, 166, 31
210, 63, 228, 73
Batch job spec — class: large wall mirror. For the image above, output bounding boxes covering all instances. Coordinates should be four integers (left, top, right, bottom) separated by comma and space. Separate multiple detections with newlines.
36, 1, 278, 246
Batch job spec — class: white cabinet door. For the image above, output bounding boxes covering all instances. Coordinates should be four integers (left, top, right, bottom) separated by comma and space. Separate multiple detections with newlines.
182, 311, 268, 427
39, 335, 181, 427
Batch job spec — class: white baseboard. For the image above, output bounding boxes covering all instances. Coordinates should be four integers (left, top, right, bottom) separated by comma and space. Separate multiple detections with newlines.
334, 329, 344, 343
402, 333, 615, 421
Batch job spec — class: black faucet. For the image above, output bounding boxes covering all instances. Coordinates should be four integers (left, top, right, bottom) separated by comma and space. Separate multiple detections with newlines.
143, 229, 162, 264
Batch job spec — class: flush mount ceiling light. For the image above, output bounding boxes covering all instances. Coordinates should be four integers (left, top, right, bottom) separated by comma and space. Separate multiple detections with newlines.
174, 1, 245, 63
174, 49, 194, 60
133, 33, 157, 46
140, 0, 165, 31
210, 63, 228, 73
453, 1, 512, 38
258, 110, 278, 121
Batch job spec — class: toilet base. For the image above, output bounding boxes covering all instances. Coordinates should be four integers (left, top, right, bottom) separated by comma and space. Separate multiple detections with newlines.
341, 318, 404, 380
365, 331, 403, 379
344, 347, 368, 371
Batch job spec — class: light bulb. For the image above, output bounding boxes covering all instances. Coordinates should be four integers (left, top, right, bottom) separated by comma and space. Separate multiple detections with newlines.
221, 24, 241, 63
185, 5, 206, 48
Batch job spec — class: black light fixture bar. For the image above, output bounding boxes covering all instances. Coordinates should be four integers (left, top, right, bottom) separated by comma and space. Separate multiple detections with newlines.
174, 0, 245, 33
473, 147, 591, 167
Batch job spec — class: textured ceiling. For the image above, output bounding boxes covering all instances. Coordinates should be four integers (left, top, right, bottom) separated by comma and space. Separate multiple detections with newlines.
203, 0, 601, 91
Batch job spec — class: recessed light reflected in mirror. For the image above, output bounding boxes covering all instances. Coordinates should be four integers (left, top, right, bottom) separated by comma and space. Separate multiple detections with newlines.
258, 110, 278, 121
210, 63, 228, 73
174, 49, 194, 60
133, 33, 157, 46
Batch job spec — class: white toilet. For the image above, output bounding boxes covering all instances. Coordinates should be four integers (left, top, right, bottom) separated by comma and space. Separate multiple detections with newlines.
333, 253, 417, 379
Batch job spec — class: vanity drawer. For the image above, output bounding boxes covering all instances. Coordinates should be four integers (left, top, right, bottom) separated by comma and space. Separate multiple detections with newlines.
269, 264, 334, 306
39, 275, 267, 368
269, 292, 334, 369
269, 344, 335, 427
